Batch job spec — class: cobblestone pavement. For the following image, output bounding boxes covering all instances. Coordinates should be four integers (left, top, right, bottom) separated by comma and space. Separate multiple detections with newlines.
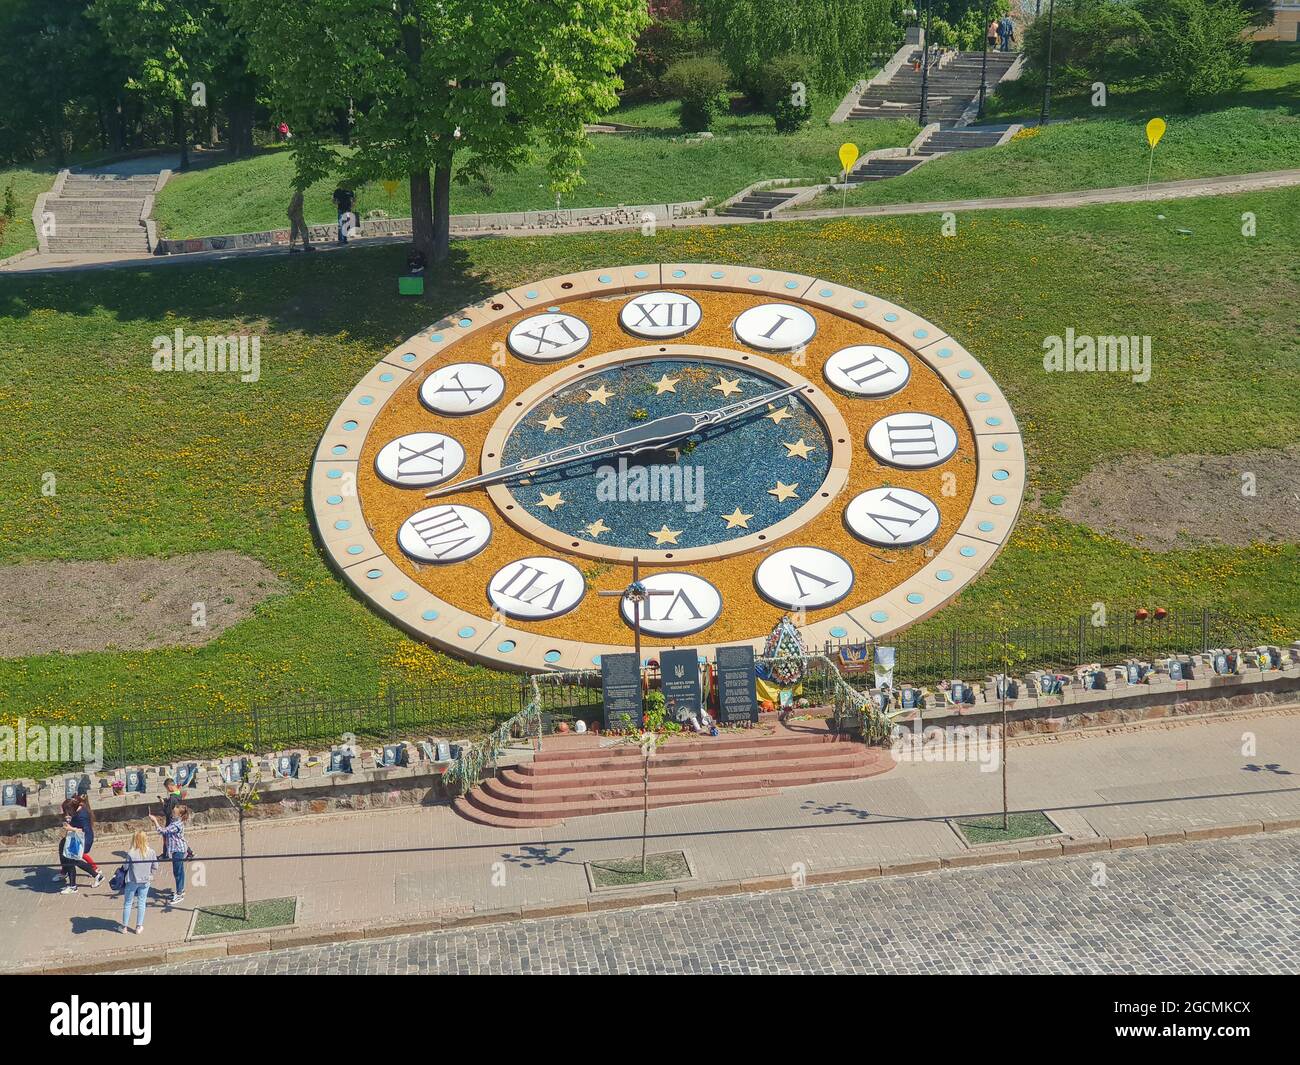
138, 832, 1300, 975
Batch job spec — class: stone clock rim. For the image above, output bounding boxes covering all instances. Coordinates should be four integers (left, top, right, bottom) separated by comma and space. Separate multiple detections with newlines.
479, 344, 852, 565
308, 262, 1027, 674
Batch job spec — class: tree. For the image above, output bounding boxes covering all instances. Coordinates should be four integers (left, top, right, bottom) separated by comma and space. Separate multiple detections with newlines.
222, 758, 262, 921
700, 0, 896, 98
90, 0, 213, 169
221, 0, 647, 267
1142, 0, 1251, 104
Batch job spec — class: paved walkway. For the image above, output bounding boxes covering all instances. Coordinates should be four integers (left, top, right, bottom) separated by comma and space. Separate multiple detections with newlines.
3, 712, 1298, 971
4, 168, 1298, 276
137, 831, 1300, 974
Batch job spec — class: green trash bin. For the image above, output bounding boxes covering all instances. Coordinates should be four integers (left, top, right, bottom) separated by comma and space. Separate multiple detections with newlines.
398, 274, 424, 296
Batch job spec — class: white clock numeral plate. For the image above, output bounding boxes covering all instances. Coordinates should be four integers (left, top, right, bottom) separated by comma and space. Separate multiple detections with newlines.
619, 291, 703, 339
733, 303, 818, 353
754, 547, 854, 609
398, 504, 492, 563
866, 412, 959, 469
420, 363, 505, 415
488, 556, 586, 620
844, 487, 942, 547
620, 572, 722, 637
375, 432, 465, 488
507, 312, 591, 361
824, 345, 911, 398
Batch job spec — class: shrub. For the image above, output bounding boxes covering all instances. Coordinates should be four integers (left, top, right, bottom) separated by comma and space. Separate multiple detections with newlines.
2, 181, 15, 220
662, 55, 731, 131
758, 53, 815, 132
1142, 0, 1251, 104
623, 17, 706, 94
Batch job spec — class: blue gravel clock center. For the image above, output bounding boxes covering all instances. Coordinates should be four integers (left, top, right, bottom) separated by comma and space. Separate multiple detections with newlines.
499, 358, 832, 550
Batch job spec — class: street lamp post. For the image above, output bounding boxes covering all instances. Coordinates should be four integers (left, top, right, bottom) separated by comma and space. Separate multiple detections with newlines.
977, 0, 991, 120
1039, 0, 1056, 127
919, 0, 934, 127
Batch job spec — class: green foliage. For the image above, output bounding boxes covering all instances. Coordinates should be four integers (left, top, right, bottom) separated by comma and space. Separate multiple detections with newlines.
758, 54, 816, 133
927, 16, 957, 48
952, 0, 1011, 51
623, 16, 706, 95
701, 0, 897, 97
1144, 0, 1252, 104
662, 55, 731, 131
2, 181, 15, 220
1022, 0, 1252, 103
221, 0, 648, 259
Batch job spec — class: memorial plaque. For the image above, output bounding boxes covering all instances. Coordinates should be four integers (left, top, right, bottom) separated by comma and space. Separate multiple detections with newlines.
716, 644, 759, 724
661, 649, 702, 724
601, 652, 643, 730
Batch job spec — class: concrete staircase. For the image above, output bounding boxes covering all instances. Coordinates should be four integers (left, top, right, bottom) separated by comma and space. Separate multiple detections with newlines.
452, 717, 894, 828
849, 49, 1019, 126
43, 173, 154, 254
718, 188, 801, 219
845, 122, 1015, 185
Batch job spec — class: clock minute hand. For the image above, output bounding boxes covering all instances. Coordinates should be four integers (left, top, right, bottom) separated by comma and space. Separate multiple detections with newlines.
423, 383, 804, 499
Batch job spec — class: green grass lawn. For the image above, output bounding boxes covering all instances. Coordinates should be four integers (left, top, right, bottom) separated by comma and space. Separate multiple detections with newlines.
956, 812, 1060, 845
152, 90, 915, 239
802, 42, 1300, 211
2, 186, 1298, 738
0, 165, 60, 259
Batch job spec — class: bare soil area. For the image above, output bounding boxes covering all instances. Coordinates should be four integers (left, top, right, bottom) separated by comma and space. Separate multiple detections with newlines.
1057, 447, 1300, 551
0, 551, 281, 658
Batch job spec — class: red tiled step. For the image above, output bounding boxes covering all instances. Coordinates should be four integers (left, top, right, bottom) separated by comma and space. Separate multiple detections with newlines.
482, 764, 877, 811
506, 748, 872, 790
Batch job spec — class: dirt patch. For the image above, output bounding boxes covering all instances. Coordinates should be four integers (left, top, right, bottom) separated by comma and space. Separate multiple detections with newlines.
1057, 447, 1300, 550
0, 551, 282, 658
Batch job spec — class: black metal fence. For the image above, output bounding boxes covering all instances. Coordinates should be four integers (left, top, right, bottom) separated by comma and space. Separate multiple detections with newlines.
15, 604, 1290, 776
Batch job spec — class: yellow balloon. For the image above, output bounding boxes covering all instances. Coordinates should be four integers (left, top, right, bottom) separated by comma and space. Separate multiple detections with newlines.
838, 143, 860, 173
1146, 118, 1166, 149
381, 179, 400, 197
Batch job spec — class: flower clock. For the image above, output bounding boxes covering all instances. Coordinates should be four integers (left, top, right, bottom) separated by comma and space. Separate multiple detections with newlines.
311, 264, 1024, 671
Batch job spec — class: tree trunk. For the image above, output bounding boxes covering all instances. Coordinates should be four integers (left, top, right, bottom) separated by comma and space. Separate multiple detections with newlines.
432, 161, 452, 264
410, 167, 435, 266
641, 754, 650, 874
172, 99, 189, 170
238, 810, 248, 920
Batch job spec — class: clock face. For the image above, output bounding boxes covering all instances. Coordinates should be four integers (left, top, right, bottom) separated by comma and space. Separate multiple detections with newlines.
310, 264, 1025, 672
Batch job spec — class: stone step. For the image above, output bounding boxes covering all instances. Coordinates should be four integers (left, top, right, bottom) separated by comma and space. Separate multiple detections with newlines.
522, 735, 851, 775
492, 753, 873, 801
60, 183, 154, 199
452, 720, 892, 827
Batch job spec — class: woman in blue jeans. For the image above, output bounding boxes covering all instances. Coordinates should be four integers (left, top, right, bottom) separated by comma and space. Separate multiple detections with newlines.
121, 830, 157, 933
149, 804, 191, 904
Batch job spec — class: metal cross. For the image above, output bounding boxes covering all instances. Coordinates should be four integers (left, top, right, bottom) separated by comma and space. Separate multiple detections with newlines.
598, 555, 672, 669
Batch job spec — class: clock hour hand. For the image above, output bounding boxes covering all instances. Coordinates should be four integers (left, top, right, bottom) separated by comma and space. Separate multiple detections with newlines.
424, 382, 803, 499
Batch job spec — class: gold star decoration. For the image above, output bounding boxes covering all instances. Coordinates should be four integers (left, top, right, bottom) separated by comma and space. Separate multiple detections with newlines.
538, 491, 565, 511
711, 375, 742, 397
653, 374, 680, 395
539, 412, 567, 432
768, 481, 799, 502
585, 384, 614, 405
721, 507, 753, 530
584, 518, 611, 538
783, 438, 815, 459
764, 403, 793, 425
649, 524, 683, 545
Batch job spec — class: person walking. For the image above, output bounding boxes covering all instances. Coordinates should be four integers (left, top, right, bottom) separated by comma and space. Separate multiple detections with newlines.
58, 797, 102, 894
149, 804, 191, 904
119, 830, 157, 934
998, 15, 1015, 51
332, 186, 355, 244
987, 18, 999, 50
287, 188, 314, 253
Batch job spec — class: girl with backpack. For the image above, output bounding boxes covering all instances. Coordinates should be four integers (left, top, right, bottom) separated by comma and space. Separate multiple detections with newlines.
119, 830, 158, 933
149, 804, 191, 904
